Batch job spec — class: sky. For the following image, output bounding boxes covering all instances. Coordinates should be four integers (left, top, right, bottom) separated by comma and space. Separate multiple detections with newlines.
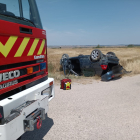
36, 0, 140, 46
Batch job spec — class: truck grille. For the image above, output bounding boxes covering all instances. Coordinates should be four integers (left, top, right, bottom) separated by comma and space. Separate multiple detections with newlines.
0, 60, 43, 71
0, 59, 47, 98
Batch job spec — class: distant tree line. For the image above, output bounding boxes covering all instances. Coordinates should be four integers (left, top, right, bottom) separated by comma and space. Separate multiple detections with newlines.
96, 44, 105, 48
127, 44, 134, 47
127, 44, 140, 47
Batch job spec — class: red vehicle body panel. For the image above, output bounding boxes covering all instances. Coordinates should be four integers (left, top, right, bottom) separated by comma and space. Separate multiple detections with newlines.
0, 19, 48, 95
0, 19, 47, 65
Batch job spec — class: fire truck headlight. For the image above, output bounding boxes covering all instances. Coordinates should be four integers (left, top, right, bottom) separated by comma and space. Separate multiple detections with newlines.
41, 86, 52, 98
40, 62, 46, 70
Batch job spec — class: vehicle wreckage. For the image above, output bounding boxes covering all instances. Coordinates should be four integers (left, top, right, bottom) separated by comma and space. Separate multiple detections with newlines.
60, 49, 129, 81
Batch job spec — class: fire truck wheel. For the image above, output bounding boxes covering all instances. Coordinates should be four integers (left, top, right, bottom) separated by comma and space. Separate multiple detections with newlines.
90, 49, 102, 61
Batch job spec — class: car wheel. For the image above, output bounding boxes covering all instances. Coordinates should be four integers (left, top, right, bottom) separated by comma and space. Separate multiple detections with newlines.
62, 54, 69, 59
60, 54, 69, 65
90, 49, 102, 61
106, 52, 116, 57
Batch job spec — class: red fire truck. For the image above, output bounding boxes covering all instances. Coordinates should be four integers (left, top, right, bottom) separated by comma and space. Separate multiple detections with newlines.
0, 0, 54, 140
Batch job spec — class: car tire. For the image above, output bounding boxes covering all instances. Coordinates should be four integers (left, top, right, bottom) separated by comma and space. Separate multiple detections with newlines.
106, 52, 116, 57
60, 54, 69, 65
90, 49, 102, 61
62, 54, 69, 59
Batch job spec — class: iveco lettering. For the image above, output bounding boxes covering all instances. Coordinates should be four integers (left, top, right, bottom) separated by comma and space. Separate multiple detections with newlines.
0, 70, 20, 82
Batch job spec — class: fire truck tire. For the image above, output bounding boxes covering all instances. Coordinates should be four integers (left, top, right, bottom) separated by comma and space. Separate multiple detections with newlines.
90, 49, 102, 61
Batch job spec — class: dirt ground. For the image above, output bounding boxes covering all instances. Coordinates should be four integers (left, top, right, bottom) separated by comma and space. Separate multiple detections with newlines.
22, 74, 140, 140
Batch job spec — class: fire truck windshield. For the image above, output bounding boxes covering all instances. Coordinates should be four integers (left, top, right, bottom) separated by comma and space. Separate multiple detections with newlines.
0, 0, 43, 29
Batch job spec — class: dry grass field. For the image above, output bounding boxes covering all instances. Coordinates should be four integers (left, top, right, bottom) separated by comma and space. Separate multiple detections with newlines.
47, 47, 140, 81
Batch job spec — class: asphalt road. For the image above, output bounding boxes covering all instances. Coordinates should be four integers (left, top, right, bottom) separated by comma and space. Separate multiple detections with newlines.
22, 75, 140, 140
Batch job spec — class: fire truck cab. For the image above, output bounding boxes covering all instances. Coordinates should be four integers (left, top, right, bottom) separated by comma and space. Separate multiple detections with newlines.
0, 0, 54, 140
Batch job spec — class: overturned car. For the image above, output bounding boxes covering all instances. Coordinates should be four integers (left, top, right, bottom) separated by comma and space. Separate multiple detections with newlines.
60, 49, 125, 81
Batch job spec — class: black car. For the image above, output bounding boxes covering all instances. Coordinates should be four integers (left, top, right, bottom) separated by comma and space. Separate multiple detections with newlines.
60, 49, 123, 81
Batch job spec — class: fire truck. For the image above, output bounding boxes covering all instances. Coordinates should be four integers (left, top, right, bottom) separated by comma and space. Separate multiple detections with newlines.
0, 0, 54, 140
